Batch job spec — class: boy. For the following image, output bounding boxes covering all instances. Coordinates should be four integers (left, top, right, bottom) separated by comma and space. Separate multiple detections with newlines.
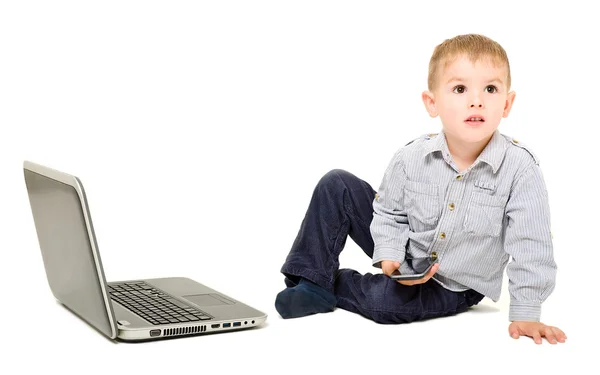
275, 34, 566, 345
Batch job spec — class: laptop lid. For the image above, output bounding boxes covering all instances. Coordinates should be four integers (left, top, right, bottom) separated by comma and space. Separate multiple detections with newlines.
23, 161, 118, 339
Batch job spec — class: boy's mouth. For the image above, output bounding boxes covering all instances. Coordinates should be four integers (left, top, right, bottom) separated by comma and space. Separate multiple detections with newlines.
465, 115, 485, 123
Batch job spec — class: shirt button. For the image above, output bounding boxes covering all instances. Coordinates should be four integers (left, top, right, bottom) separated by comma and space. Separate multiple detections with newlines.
448, 203, 455, 210
431, 252, 438, 261
456, 175, 463, 180
439, 232, 446, 239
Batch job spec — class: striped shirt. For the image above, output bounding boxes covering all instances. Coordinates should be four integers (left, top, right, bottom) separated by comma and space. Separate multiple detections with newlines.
370, 129, 556, 322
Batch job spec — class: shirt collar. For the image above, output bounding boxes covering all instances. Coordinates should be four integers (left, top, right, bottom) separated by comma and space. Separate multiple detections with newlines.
423, 129, 508, 174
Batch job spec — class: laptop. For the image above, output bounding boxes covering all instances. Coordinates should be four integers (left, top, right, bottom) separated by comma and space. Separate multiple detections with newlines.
23, 160, 267, 342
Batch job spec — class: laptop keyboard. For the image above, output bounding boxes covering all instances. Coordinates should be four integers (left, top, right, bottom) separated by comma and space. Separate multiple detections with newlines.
108, 281, 213, 325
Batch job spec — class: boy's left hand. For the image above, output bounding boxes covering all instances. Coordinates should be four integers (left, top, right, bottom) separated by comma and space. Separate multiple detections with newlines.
508, 321, 567, 344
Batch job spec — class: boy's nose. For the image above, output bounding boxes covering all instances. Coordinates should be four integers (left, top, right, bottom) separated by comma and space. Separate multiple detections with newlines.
469, 97, 484, 108
469, 93, 484, 108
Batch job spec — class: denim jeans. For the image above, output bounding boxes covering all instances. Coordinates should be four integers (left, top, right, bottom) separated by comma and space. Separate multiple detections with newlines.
280, 169, 484, 324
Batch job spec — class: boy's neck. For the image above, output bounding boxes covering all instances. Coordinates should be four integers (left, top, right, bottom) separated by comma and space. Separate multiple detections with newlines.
444, 132, 493, 172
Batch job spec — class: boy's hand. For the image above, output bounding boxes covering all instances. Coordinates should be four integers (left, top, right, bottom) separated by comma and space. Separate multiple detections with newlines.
508, 321, 567, 344
381, 260, 401, 277
381, 260, 440, 286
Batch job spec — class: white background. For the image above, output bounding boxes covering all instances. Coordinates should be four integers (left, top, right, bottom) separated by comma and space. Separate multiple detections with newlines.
1, 1, 597, 373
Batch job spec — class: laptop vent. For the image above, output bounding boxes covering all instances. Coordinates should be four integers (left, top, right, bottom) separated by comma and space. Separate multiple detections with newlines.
164, 325, 207, 337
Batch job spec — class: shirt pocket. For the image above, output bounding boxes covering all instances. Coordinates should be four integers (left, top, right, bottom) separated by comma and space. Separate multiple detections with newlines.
463, 192, 508, 237
404, 180, 440, 229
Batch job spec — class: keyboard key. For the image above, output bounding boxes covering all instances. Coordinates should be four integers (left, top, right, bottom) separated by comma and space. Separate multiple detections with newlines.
166, 298, 189, 309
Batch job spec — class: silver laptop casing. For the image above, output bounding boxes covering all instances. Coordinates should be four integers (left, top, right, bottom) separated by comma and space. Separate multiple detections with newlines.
23, 161, 267, 342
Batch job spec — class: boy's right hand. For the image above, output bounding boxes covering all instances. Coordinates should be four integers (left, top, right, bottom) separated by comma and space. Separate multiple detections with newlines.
381, 260, 402, 277
381, 260, 439, 286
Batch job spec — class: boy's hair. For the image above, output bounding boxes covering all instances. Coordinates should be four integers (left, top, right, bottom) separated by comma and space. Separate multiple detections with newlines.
428, 34, 511, 91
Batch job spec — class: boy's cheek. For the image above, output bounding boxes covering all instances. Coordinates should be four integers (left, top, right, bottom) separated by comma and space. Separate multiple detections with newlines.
438, 106, 461, 124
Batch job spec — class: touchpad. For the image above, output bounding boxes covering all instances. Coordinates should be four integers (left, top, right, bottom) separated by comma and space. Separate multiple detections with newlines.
182, 293, 235, 306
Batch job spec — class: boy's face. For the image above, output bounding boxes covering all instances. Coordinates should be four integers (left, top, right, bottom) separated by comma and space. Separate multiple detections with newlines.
422, 55, 515, 145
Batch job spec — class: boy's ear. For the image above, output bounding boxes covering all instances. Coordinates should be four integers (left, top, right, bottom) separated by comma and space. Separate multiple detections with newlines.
422, 91, 438, 118
503, 91, 516, 118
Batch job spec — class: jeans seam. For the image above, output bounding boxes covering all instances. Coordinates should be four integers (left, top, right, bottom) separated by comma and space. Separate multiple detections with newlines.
329, 215, 350, 280
344, 203, 369, 229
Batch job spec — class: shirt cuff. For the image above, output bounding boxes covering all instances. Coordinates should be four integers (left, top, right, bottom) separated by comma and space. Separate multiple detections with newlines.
509, 301, 541, 322
372, 247, 406, 268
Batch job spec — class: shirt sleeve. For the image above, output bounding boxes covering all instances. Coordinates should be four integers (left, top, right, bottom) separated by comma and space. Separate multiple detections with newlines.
370, 149, 410, 268
504, 163, 557, 322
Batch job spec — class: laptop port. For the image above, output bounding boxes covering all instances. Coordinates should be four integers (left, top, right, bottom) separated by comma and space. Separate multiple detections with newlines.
211, 324, 220, 329
233, 322, 241, 327
223, 323, 231, 328
150, 329, 161, 337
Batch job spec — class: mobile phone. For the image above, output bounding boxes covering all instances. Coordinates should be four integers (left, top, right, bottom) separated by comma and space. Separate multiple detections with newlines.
389, 261, 438, 280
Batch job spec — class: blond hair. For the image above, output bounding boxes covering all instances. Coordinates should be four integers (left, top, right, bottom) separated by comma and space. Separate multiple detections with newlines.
427, 34, 511, 91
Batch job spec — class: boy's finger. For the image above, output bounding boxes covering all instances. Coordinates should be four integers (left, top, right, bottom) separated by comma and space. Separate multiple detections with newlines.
384, 262, 401, 276
532, 331, 542, 344
508, 324, 520, 339
410, 264, 440, 284
551, 327, 567, 341
397, 279, 416, 286
422, 263, 440, 282
544, 328, 557, 344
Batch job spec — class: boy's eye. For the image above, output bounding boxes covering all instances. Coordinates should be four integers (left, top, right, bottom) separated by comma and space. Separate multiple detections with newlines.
486, 85, 498, 93
452, 85, 466, 94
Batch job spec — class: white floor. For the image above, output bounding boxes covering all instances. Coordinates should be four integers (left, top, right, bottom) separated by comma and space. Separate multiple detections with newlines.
3, 238, 592, 375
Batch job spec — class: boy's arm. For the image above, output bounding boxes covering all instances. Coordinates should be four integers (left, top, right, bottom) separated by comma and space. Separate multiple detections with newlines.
504, 163, 557, 322
370, 149, 410, 268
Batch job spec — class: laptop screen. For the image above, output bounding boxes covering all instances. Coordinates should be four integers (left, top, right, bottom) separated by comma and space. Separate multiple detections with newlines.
24, 169, 115, 338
